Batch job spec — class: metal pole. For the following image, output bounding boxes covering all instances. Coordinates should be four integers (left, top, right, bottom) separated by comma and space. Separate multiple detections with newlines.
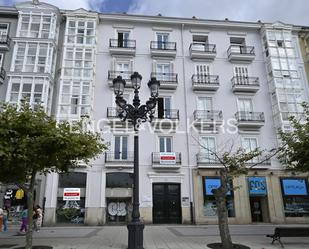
127, 133, 144, 249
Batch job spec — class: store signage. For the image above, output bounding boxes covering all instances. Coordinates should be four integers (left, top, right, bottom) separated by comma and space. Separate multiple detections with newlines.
204, 178, 231, 196
248, 177, 267, 195
282, 179, 308, 196
159, 152, 176, 165
63, 188, 80, 200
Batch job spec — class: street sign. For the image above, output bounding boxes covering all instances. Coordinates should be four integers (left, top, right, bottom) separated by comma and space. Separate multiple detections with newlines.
159, 152, 176, 165
63, 188, 80, 200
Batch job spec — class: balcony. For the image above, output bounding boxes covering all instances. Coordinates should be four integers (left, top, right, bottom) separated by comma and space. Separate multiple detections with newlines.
106, 107, 133, 128
192, 74, 219, 91
227, 45, 255, 63
151, 72, 178, 90
235, 112, 265, 130
245, 157, 271, 169
193, 110, 223, 131
189, 43, 216, 60
108, 71, 134, 88
105, 151, 134, 168
152, 109, 179, 130
196, 154, 222, 168
152, 152, 181, 169
150, 41, 176, 58
281, 112, 305, 121
109, 39, 136, 56
0, 67, 6, 84
231, 76, 260, 93
0, 34, 11, 51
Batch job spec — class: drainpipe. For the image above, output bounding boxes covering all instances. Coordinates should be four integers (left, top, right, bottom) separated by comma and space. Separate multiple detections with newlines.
180, 23, 195, 224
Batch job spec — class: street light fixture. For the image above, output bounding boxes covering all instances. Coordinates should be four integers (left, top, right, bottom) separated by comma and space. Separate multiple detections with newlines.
113, 72, 160, 249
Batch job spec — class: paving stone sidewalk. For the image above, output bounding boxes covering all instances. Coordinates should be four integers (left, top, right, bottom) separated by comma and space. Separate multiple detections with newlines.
1, 224, 309, 249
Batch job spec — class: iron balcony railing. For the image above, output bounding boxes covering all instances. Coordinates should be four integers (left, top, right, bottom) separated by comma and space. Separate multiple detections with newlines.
109, 39, 136, 49
192, 74, 219, 86
108, 70, 133, 81
150, 72, 178, 83
196, 153, 220, 165
231, 76, 259, 87
105, 151, 134, 163
193, 110, 223, 122
227, 45, 255, 56
152, 152, 181, 164
235, 112, 265, 122
0, 34, 11, 47
156, 109, 179, 120
107, 107, 120, 118
150, 41, 176, 50
189, 43, 216, 53
0, 67, 6, 83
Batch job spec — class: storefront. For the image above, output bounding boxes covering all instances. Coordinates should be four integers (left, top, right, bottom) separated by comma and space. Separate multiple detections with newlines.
56, 172, 87, 224
280, 178, 309, 217
247, 176, 270, 222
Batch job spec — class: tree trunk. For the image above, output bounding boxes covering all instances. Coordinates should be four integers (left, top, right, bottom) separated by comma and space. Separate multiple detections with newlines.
25, 171, 36, 249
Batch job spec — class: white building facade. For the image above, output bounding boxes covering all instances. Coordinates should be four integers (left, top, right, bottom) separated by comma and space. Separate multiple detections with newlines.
1, 1, 309, 226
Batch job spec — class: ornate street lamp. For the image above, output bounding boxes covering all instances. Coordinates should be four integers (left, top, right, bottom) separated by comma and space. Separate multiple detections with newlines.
113, 72, 160, 249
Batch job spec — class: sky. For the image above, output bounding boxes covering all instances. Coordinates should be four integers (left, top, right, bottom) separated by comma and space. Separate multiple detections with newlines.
0, 0, 308, 26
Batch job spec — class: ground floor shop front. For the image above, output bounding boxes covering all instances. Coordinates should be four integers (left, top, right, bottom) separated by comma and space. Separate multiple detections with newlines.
41, 168, 309, 226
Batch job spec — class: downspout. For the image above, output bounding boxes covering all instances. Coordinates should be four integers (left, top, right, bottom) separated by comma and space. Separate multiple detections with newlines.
180, 23, 195, 224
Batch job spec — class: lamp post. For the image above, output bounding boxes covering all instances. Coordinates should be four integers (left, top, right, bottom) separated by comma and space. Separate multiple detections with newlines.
113, 72, 160, 249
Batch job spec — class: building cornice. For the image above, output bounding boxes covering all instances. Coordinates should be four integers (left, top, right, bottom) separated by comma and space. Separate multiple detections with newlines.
0, 6, 18, 17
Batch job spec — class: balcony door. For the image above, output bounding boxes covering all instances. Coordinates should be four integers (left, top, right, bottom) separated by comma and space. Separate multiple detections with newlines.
157, 96, 171, 119
115, 62, 130, 79
200, 137, 216, 163
196, 64, 211, 83
117, 31, 130, 48
230, 37, 246, 53
159, 137, 172, 153
242, 137, 258, 163
157, 33, 169, 49
234, 66, 249, 85
238, 98, 253, 120
114, 136, 128, 160
156, 63, 171, 81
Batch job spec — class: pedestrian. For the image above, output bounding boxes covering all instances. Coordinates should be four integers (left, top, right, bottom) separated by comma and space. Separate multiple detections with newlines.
19, 205, 28, 233
33, 205, 43, 232
0, 207, 3, 231
2, 207, 9, 231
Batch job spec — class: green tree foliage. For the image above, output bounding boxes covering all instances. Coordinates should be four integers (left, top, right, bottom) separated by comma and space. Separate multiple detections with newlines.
0, 101, 106, 249
278, 102, 309, 172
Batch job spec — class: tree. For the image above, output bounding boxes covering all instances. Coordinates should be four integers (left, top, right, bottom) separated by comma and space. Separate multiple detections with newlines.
278, 102, 309, 172
195, 137, 276, 249
0, 102, 107, 249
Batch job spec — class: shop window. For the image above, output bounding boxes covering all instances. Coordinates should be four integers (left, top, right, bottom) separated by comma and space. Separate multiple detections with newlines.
58, 172, 87, 188
281, 178, 309, 217
203, 177, 235, 217
56, 197, 85, 224
106, 172, 133, 188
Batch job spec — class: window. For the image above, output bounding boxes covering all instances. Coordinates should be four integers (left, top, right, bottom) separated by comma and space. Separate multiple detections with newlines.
157, 96, 171, 119
200, 137, 216, 163
58, 172, 87, 188
156, 63, 171, 81
106, 173, 133, 188
192, 35, 209, 51
195, 64, 211, 83
230, 37, 246, 53
0, 53, 3, 68
238, 98, 253, 120
203, 177, 235, 217
114, 136, 128, 160
281, 178, 309, 217
197, 97, 212, 111
277, 40, 284, 47
0, 23, 9, 41
157, 33, 169, 49
234, 66, 249, 85
159, 137, 172, 152
241, 137, 258, 163
66, 19, 95, 45
117, 31, 130, 48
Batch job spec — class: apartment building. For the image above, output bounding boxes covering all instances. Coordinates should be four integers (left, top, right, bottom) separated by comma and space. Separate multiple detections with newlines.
1, 1, 309, 226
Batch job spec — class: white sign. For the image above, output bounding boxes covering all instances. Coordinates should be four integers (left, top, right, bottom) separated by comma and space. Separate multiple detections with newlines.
63, 188, 80, 201
159, 152, 176, 165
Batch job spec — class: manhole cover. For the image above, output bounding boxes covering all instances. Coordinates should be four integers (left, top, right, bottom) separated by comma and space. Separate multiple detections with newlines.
0, 245, 18, 248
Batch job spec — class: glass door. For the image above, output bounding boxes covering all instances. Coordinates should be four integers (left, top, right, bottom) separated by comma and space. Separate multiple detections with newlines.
157, 33, 169, 49
114, 136, 128, 160
196, 64, 211, 83
200, 137, 216, 163
234, 66, 249, 85
238, 98, 253, 120
159, 137, 172, 152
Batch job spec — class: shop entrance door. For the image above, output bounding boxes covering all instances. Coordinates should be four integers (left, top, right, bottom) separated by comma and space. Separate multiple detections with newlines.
153, 183, 181, 224
250, 197, 269, 222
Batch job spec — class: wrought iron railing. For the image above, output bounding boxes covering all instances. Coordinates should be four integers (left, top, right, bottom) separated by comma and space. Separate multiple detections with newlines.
152, 152, 181, 164
235, 112, 265, 122
227, 45, 255, 56
150, 41, 176, 50
105, 151, 134, 163
189, 43, 216, 53
108, 70, 133, 81
150, 72, 178, 83
192, 74, 219, 86
109, 39, 136, 49
231, 76, 259, 87
193, 110, 223, 122
156, 109, 179, 120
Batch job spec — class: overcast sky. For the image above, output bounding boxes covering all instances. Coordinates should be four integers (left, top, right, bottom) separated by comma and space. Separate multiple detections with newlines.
0, 0, 308, 26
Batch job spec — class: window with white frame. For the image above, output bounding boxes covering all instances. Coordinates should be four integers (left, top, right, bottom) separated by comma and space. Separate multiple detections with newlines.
0, 53, 3, 68
59, 80, 91, 116
19, 14, 55, 39
0, 23, 9, 41
114, 135, 128, 160
241, 137, 258, 163
159, 137, 172, 152
8, 77, 45, 110
199, 137, 216, 163
66, 19, 95, 45
13, 42, 50, 73
156, 33, 169, 49
63, 47, 93, 79
156, 63, 171, 81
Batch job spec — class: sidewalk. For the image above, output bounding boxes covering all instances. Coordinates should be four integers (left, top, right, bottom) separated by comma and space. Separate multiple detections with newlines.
1, 224, 309, 249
